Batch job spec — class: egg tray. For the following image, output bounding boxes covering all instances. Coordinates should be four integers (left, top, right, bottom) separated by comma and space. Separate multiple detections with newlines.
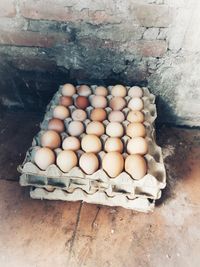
18, 86, 166, 212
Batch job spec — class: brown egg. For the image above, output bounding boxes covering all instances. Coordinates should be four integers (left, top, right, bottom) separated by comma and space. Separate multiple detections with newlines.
68, 121, 84, 136
127, 110, 144, 123
79, 153, 99, 174
90, 108, 107, 121
48, 118, 65, 133
77, 85, 92, 96
108, 111, 125, 122
71, 109, 87, 121
81, 134, 102, 153
53, 105, 70, 120
61, 83, 76, 96
102, 152, 124, 178
86, 121, 105, 136
110, 97, 126, 110
127, 137, 148, 155
105, 137, 123, 153
91, 95, 107, 108
125, 154, 147, 179
34, 147, 55, 170
95, 86, 108, 96
56, 150, 78, 172
128, 98, 144, 111
59, 96, 73, 107
75, 96, 90, 109
128, 86, 143, 98
126, 122, 146, 138
106, 122, 124, 137
41, 130, 61, 149
62, 136, 80, 151
111, 85, 127, 97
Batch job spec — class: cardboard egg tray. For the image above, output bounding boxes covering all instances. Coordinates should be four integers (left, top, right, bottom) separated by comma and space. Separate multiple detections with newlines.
18, 86, 166, 212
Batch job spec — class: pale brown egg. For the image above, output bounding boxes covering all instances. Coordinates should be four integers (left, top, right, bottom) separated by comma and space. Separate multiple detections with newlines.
95, 86, 108, 96
62, 136, 80, 151
41, 130, 61, 149
127, 137, 148, 155
75, 96, 90, 109
68, 121, 84, 136
91, 95, 107, 108
53, 105, 70, 120
90, 108, 107, 121
71, 109, 87, 121
111, 85, 127, 97
102, 152, 124, 178
108, 111, 125, 122
48, 118, 65, 133
79, 153, 99, 174
110, 97, 126, 111
86, 121, 105, 136
127, 110, 144, 123
125, 154, 147, 179
59, 96, 73, 107
56, 150, 78, 172
128, 98, 144, 111
126, 122, 146, 138
106, 122, 124, 137
34, 147, 55, 170
77, 85, 92, 97
81, 134, 102, 153
61, 83, 76, 96
105, 137, 123, 153
128, 86, 143, 98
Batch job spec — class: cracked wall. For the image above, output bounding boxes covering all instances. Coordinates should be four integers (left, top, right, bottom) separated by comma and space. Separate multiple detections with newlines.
0, 0, 199, 126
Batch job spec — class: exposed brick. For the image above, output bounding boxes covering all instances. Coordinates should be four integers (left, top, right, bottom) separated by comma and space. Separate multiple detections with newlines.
143, 28, 159, 40
19, 0, 120, 24
134, 40, 167, 57
133, 4, 173, 27
0, 0, 16, 18
0, 30, 69, 48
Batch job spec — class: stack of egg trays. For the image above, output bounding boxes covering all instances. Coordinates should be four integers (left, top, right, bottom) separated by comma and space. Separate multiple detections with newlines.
18, 86, 166, 212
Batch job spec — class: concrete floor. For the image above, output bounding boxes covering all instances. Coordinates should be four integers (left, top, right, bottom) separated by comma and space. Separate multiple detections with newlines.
0, 111, 200, 267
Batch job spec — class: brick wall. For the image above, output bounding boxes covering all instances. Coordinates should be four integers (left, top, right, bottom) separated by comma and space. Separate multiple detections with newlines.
0, 0, 199, 126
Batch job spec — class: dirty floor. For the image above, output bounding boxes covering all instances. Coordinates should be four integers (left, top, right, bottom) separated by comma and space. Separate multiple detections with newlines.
0, 111, 200, 267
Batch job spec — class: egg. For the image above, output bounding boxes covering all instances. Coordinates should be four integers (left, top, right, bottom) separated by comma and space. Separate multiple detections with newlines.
81, 134, 102, 153
127, 110, 144, 123
105, 137, 123, 153
128, 98, 143, 111
53, 105, 70, 120
41, 130, 61, 149
62, 136, 80, 151
127, 137, 148, 155
79, 153, 99, 174
126, 122, 146, 138
68, 121, 84, 136
75, 96, 90, 109
71, 109, 87, 121
90, 108, 107, 121
77, 85, 92, 96
110, 97, 126, 111
106, 122, 124, 137
86, 121, 105, 136
48, 118, 65, 133
102, 152, 124, 178
56, 150, 78, 172
108, 111, 125, 122
59, 96, 73, 107
111, 85, 126, 97
125, 154, 147, 180
62, 83, 76, 96
128, 86, 143, 98
91, 95, 107, 108
95, 86, 108, 96
34, 147, 55, 170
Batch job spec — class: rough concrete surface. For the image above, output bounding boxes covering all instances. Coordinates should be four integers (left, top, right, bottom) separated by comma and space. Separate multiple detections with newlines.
0, 111, 200, 267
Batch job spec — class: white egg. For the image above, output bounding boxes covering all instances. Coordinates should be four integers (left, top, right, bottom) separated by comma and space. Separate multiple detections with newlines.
106, 122, 124, 137
91, 95, 107, 108
68, 121, 84, 136
61, 84, 76, 96
62, 136, 80, 151
128, 86, 143, 98
108, 111, 125, 122
128, 98, 144, 111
